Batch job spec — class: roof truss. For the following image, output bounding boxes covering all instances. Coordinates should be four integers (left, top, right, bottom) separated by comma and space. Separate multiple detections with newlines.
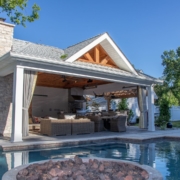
77, 44, 119, 69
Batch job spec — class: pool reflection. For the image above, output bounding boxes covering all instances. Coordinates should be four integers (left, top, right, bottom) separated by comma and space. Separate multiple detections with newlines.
1, 141, 180, 179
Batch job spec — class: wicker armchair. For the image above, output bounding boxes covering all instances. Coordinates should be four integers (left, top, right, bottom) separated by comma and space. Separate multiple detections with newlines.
88, 115, 104, 132
71, 119, 94, 135
110, 115, 127, 132
41, 119, 71, 136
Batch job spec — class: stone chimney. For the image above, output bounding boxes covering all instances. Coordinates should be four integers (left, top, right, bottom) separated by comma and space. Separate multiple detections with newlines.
0, 18, 15, 57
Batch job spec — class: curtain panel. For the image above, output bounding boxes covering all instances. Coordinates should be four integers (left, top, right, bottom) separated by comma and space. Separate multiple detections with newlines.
22, 70, 37, 137
137, 86, 148, 129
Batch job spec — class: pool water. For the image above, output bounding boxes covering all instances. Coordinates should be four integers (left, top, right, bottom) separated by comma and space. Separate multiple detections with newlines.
1, 140, 180, 179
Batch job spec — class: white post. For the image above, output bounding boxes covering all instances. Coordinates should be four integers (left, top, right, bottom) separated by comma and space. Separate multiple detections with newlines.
11, 66, 24, 142
148, 85, 155, 131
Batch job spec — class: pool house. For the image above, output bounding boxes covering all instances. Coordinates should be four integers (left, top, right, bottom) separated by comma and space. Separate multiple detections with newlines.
0, 19, 162, 143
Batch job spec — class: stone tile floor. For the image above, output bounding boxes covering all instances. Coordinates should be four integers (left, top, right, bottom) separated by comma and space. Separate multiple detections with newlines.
1, 126, 180, 151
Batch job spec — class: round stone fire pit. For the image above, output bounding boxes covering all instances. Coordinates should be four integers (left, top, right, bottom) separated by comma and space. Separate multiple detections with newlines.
3, 156, 163, 180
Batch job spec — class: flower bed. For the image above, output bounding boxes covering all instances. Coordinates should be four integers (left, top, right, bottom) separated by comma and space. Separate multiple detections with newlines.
3, 156, 163, 180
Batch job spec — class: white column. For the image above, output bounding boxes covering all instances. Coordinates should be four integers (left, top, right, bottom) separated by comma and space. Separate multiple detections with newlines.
148, 85, 155, 131
11, 66, 24, 142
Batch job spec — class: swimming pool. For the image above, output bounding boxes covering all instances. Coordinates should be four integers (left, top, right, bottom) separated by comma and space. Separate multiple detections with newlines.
0, 140, 180, 179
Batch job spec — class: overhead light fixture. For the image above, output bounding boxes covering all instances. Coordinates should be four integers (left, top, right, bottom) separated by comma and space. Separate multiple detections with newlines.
87, 79, 93, 83
62, 75, 67, 82
83, 85, 97, 89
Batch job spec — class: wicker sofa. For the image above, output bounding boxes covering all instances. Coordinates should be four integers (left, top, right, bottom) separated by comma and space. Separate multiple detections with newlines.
71, 119, 94, 135
40, 118, 94, 136
41, 119, 71, 136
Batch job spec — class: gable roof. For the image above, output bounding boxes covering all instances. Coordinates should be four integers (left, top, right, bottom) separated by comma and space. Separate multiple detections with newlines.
12, 39, 64, 60
0, 33, 161, 84
12, 34, 103, 62
12, 33, 138, 75
64, 34, 102, 60
64, 33, 138, 75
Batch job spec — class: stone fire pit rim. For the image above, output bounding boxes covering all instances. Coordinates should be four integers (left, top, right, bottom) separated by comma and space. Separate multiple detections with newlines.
2, 157, 163, 180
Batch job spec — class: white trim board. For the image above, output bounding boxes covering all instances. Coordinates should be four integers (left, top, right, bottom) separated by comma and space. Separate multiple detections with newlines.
0, 53, 161, 85
15, 61, 154, 86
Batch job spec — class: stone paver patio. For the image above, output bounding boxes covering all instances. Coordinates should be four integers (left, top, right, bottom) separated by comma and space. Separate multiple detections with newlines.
1, 126, 180, 151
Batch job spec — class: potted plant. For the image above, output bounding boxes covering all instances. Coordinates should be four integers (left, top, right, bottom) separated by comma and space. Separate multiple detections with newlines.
117, 98, 129, 114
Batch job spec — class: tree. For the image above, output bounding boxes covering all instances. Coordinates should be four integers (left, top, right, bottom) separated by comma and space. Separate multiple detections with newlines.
156, 98, 171, 129
0, 0, 40, 26
154, 47, 180, 106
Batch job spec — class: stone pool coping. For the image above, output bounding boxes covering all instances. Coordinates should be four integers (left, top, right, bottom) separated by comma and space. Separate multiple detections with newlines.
1, 135, 180, 152
2, 158, 163, 180
1, 127, 180, 152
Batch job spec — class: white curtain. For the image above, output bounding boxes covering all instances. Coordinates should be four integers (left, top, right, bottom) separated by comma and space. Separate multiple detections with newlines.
137, 86, 148, 128
22, 70, 37, 137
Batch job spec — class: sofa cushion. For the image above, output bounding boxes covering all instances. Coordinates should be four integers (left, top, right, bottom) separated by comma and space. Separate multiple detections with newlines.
29, 118, 33, 124
72, 118, 91, 123
64, 114, 76, 119
48, 117, 58, 120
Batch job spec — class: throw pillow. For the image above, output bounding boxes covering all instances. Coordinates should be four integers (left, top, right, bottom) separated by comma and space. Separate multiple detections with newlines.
32, 116, 41, 123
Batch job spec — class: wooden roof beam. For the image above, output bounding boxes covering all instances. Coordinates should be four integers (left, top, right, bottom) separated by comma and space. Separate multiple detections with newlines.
84, 53, 94, 62
94, 45, 100, 63
101, 56, 109, 65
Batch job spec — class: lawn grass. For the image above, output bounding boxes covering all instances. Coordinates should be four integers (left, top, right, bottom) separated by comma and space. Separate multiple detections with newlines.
172, 121, 180, 128
134, 123, 139, 126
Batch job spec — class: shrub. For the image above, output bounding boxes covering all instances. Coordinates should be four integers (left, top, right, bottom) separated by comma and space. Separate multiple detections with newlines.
128, 109, 134, 123
156, 98, 171, 129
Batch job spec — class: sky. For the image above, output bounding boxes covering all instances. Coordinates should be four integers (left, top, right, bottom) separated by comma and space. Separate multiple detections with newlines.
1, 0, 180, 78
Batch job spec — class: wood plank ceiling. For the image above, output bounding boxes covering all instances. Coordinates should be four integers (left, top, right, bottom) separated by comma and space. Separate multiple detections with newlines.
36, 73, 138, 98
36, 72, 111, 89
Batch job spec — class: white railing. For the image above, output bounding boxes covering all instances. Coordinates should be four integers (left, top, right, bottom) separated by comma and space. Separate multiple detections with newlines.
154, 106, 180, 121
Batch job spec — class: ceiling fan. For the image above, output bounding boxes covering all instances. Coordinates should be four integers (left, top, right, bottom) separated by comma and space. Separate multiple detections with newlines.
93, 91, 104, 98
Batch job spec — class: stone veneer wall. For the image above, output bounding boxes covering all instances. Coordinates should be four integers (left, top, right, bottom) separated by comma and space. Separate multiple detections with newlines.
0, 21, 14, 57
0, 74, 13, 137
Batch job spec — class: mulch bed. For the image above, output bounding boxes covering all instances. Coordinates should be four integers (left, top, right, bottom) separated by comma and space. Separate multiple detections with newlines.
16, 156, 149, 180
